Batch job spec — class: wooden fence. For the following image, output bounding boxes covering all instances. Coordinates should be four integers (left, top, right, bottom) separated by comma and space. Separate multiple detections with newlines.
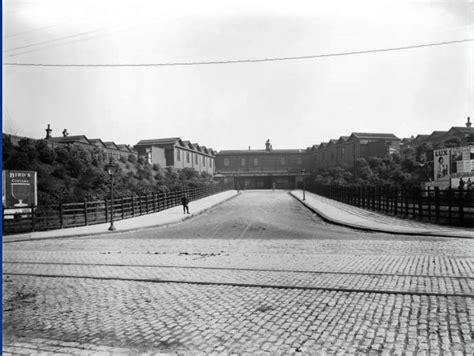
3, 183, 233, 235
307, 184, 474, 227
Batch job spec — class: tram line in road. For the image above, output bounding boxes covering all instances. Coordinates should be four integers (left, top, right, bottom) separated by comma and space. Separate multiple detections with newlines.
3, 260, 473, 279
4, 260, 473, 298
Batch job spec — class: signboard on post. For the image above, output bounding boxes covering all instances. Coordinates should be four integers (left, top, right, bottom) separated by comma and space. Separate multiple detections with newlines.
2, 170, 38, 208
433, 149, 450, 181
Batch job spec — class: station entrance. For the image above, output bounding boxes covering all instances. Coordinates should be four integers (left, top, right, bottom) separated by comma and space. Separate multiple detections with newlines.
231, 173, 304, 190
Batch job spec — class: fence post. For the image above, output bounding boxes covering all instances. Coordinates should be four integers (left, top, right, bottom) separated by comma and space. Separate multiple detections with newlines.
59, 202, 64, 228
417, 188, 423, 221
447, 187, 452, 225
84, 199, 89, 226
434, 187, 440, 223
426, 187, 431, 222
105, 199, 108, 223
393, 188, 398, 216
459, 187, 464, 225
377, 187, 381, 211
152, 192, 157, 212
31, 204, 36, 232
385, 187, 389, 214
132, 196, 136, 216
121, 197, 125, 219
404, 188, 408, 217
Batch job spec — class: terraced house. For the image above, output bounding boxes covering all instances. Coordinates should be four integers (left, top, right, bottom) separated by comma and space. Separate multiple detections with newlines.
134, 137, 216, 175
309, 132, 400, 170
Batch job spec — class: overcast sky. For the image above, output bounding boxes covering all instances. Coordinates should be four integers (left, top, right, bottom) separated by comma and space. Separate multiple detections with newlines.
3, 0, 473, 151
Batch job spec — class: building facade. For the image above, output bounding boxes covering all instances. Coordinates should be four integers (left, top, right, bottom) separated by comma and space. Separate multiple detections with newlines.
309, 132, 400, 171
215, 140, 309, 189
134, 137, 216, 175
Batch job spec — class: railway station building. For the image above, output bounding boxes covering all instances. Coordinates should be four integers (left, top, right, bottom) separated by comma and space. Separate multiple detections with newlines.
215, 139, 310, 189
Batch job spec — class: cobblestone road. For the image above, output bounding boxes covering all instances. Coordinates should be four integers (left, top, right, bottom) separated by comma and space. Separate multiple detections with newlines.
3, 191, 474, 354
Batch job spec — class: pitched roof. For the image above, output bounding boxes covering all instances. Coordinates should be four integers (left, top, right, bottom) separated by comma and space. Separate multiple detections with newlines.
50, 135, 91, 144
337, 136, 349, 144
306, 144, 319, 152
412, 134, 429, 143
135, 137, 180, 146
89, 138, 107, 148
116, 144, 133, 152
103, 141, 120, 150
448, 127, 474, 135
350, 132, 399, 140
428, 131, 448, 140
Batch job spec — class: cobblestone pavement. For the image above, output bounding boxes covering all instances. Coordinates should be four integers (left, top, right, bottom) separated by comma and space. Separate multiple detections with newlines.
3, 191, 474, 354
4, 262, 473, 296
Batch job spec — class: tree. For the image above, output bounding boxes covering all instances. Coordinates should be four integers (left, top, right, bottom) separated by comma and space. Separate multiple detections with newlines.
36, 140, 56, 164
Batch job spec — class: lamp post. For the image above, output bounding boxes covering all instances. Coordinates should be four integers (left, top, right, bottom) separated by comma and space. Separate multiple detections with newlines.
105, 159, 119, 231
302, 168, 306, 201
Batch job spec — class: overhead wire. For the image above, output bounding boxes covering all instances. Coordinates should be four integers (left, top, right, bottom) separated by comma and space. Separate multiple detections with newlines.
3, 38, 473, 67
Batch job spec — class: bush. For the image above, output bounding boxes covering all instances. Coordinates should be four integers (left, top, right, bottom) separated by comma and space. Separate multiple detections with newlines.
36, 140, 56, 164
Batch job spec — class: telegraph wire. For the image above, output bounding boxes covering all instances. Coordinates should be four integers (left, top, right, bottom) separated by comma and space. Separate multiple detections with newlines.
3, 38, 473, 68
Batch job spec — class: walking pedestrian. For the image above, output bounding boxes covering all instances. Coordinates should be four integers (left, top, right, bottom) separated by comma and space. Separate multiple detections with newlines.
181, 194, 190, 214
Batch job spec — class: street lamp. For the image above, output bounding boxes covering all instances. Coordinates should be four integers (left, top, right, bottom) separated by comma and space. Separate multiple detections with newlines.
301, 168, 306, 201
105, 158, 119, 231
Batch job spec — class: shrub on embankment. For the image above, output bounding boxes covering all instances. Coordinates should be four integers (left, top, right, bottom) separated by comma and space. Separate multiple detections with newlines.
3, 136, 217, 205
311, 154, 433, 190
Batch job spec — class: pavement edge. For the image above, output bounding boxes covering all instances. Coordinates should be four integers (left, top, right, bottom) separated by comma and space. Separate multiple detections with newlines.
289, 191, 473, 239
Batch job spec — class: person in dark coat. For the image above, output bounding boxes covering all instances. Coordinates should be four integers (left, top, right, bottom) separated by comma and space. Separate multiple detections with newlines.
181, 194, 190, 214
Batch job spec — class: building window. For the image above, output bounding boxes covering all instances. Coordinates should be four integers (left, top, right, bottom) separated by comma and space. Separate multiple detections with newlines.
186, 151, 190, 163
341, 148, 345, 159
296, 157, 302, 165
203, 156, 206, 166
210, 160, 213, 168
240, 158, 246, 167
224, 158, 229, 167
195, 154, 198, 164
280, 157, 285, 165
176, 149, 181, 161
253, 158, 259, 166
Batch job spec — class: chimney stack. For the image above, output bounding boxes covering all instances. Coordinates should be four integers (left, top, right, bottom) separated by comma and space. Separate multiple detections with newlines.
466, 117, 471, 128
45, 124, 52, 139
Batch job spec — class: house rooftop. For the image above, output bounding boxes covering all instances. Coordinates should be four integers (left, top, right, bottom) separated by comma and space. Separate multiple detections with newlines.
350, 132, 399, 140
218, 149, 304, 155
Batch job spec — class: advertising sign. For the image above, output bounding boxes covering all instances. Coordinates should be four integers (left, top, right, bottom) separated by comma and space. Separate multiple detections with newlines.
433, 149, 450, 181
2, 170, 37, 208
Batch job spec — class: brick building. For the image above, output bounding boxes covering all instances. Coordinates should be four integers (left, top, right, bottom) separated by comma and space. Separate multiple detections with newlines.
134, 137, 216, 175
215, 140, 309, 189
309, 132, 400, 170
400, 118, 474, 162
